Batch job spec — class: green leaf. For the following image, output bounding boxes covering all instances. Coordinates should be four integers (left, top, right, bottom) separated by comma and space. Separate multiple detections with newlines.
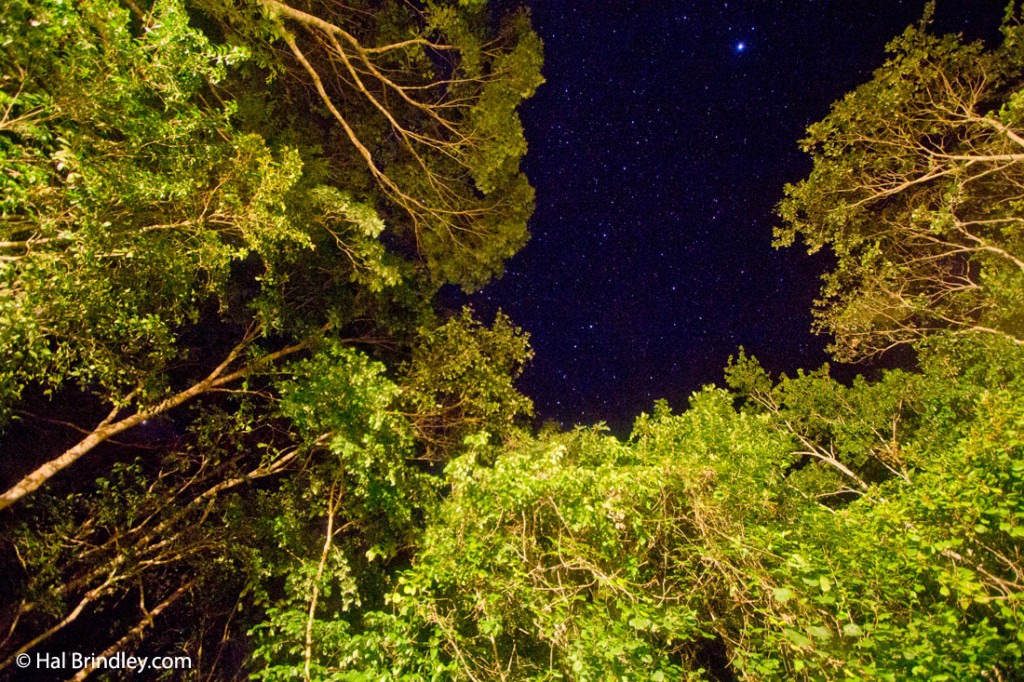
772, 587, 795, 603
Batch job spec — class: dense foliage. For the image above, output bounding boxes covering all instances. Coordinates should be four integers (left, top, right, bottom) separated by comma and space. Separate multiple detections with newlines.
0, 0, 539, 676
776, 7, 1024, 361
2, 1, 1024, 680
335, 339, 1024, 679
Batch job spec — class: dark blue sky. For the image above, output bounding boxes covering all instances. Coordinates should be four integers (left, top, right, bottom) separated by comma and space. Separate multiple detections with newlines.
455, 0, 1006, 433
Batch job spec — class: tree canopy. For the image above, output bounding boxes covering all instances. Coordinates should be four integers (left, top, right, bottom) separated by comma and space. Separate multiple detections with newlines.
3, 2, 1024, 681
776, 9, 1024, 360
0, 0, 541, 510
1, 0, 539, 675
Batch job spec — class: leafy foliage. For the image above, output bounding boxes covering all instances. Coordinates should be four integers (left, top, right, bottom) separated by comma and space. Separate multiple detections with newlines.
326, 338, 1023, 680
397, 308, 535, 461
0, 0, 259, 415
198, 0, 544, 290
0, 0, 540, 675
776, 12, 1024, 359
4, 2, 1024, 681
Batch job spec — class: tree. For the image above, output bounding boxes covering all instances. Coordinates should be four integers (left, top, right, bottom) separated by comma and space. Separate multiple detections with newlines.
776, 10, 1024, 361
202, 0, 544, 289
230, 8, 1024, 679
1, 312, 535, 679
0, 0, 540, 676
0, 0, 540, 510
1, 410, 297, 677
397, 308, 534, 462
313, 339, 1024, 680
245, 391, 797, 680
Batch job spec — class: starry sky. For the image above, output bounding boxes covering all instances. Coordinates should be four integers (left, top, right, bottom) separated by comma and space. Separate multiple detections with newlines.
455, 0, 1007, 434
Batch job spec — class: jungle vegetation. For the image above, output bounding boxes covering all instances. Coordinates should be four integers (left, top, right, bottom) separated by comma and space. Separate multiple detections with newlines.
1, 0, 1022, 679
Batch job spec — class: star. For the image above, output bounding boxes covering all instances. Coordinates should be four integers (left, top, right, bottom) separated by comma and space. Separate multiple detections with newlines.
735, 41, 747, 53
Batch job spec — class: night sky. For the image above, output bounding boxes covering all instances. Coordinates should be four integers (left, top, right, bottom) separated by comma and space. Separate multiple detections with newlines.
454, 0, 1007, 434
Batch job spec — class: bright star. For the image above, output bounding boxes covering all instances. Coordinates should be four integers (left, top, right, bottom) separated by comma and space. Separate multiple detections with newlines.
735, 41, 746, 53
